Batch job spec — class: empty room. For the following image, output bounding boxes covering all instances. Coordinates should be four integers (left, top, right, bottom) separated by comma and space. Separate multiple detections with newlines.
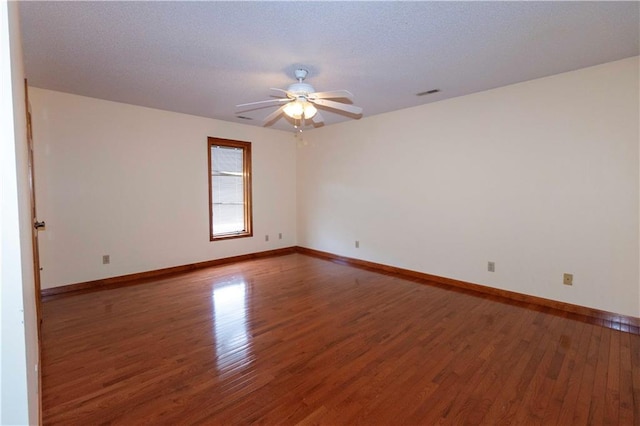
2, 1, 640, 425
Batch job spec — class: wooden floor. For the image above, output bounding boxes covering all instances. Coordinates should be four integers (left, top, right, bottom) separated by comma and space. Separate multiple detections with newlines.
41, 253, 640, 425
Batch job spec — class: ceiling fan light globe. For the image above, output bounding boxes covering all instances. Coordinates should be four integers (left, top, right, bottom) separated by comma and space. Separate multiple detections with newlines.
303, 102, 317, 119
283, 101, 304, 119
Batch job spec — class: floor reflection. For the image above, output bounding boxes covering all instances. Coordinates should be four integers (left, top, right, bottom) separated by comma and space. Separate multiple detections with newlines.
212, 276, 252, 374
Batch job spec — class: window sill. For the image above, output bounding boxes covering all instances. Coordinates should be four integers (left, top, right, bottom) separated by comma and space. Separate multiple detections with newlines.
210, 231, 253, 242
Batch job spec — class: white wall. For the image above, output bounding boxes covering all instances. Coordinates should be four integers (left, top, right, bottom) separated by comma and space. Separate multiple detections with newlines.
1, 0, 39, 424
298, 57, 640, 318
30, 88, 297, 289
28, 57, 640, 319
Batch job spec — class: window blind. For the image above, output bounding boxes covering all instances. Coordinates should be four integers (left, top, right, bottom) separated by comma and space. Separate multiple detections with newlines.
211, 145, 245, 235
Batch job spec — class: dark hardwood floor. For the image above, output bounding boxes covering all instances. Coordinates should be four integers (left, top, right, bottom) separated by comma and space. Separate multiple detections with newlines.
41, 253, 640, 425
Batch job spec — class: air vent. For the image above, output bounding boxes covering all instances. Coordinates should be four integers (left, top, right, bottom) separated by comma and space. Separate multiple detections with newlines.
416, 89, 440, 96
236, 115, 253, 120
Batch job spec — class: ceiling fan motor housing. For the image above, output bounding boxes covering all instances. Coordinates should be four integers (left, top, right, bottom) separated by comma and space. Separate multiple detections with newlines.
287, 82, 315, 96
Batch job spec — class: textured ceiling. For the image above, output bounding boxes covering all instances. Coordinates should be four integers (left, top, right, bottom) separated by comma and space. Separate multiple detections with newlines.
19, 1, 640, 132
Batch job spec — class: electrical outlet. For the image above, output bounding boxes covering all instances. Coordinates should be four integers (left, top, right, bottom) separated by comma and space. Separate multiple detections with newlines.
278, 233, 282, 240
102, 255, 110, 265
355, 240, 360, 248
265, 235, 269, 242
488, 261, 495, 272
563, 273, 573, 286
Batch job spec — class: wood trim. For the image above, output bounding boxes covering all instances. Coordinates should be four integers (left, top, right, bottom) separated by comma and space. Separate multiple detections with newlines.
207, 137, 253, 241
25, 78, 43, 426
294, 246, 640, 331
41, 247, 295, 298
25, 79, 42, 322
41, 244, 640, 332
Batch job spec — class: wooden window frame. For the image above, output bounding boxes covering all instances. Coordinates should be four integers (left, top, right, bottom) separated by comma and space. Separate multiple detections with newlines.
208, 137, 253, 241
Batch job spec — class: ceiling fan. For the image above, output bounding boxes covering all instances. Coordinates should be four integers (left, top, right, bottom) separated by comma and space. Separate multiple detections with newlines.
236, 69, 362, 127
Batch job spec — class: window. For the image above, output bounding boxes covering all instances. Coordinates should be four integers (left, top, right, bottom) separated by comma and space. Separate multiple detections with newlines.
208, 137, 253, 241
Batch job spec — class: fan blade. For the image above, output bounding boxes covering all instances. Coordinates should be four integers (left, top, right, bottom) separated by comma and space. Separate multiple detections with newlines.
263, 104, 286, 125
308, 90, 354, 100
236, 98, 290, 111
310, 98, 363, 115
311, 111, 324, 125
270, 88, 295, 99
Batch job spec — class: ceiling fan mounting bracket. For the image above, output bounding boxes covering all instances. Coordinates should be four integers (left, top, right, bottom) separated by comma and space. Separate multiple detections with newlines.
294, 68, 309, 82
